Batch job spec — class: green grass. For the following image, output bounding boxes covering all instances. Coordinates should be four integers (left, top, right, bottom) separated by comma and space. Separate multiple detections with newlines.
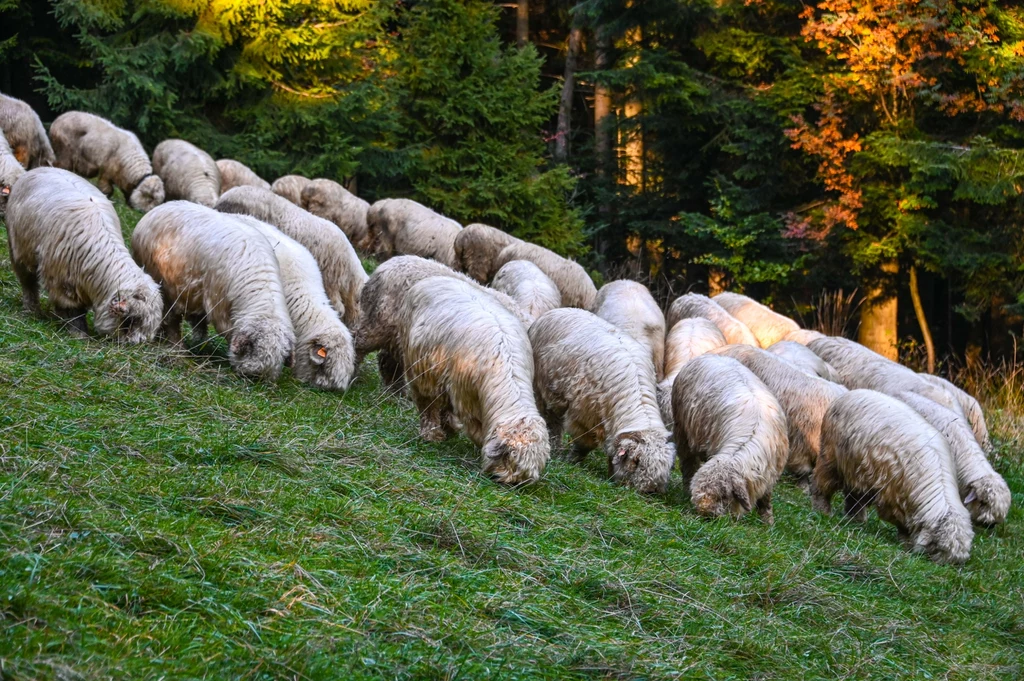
1, 198, 1023, 680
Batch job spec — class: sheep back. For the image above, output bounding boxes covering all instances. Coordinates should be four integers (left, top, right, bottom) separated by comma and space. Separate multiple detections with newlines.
367, 198, 463, 268
657, 318, 728, 427
713, 292, 801, 348
493, 241, 597, 309
918, 373, 990, 452
491, 259, 562, 325
152, 139, 220, 207
767, 340, 841, 382
216, 159, 271, 193
301, 178, 372, 252
271, 175, 312, 205
592, 280, 667, 380
0, 93, 54, 168
666, 293, 759, 347
453, 223, 521, 283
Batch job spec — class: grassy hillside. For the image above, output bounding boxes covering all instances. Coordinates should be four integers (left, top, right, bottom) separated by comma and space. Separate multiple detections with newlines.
1, 200, 1022, 680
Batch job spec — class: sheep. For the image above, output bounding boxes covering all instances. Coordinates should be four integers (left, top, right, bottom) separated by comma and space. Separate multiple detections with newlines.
355, 255, 530, 390
216, 159, 271, 193
230, 214, 356, 391
492, 241, 597, 309
271, 174, 312, 205
591, 280, 667, 380
300, 178, 372, 252
0, 93, 54, 168
399, 276, 550, 484
152, 139, 220, 207
132, 201, 294, 380
671, 354, 789, 522
366, 198, 463, 268
0, 127, 25, 215
657, 318, 727, 428
918, 373, 990, 451
712, 292, 801, 348
713, 344, 848, 490
491, 260, 561, 325
49, 111, 165, 213
767, 340, 841, 382
453, 223, 521, 283
783, 328, 825, 345
812, 389, 974, 564
896, 391, 1010, 527
665, 293, 760, 347
215, 186, 368, 328
5, 168, 161, 343
530, 308, 675, 494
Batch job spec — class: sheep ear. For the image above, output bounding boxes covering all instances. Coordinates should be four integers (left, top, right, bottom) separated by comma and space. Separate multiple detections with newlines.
230, 331, 253, 356
964, 489, 978, 504
310, 342, 328, 365
734, 481, 752, 512
614, 431, 640, 457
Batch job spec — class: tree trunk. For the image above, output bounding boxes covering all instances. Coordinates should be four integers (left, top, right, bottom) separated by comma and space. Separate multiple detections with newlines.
909, 265, 936, 373
708, 267, 728, 296
516, 0, 529, 48
621, 26, 643, 190
553, 23, 583, 164
858, 260, 899, 360
594, 30, 612, 179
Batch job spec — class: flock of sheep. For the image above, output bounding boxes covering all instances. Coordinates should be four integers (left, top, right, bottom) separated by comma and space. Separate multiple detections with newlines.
0, 92, 1012, 566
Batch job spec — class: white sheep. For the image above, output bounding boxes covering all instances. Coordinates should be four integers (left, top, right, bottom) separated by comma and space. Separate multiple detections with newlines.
813, 389, 974, 564
132, 201, 295, 380
671, 354, 789, 522
783, 328, 825, 345
301, 178, 372, 252
0, 127, 25, 215
152, 139, 220, 207
657, 318, 727, 428
399, 276, 550, 484
665, 293, 760, 347
766, 340, 841, 382
453, 223, 521, 283
49, 111, 165, 213
712, 292, 801, 348
591, 280, 667, 380
530, 308, 675, 494
230, 214, 356, 391
6, 168, 161, 342
492, 241, 597, 309
216, 159, 271, 193
0, 92, 54, 168
490, 260, 561, 325
271, 174, 312, 205
366, 198, 463, 268
215, 186, 368, 328
918, 373, 990, 452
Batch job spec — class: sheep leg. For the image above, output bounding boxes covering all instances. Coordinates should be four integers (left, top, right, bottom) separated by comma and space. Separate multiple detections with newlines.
677, 442, 701, 485
567, 442, 591, 464
413, 390, 451, 442
11, 260, 41, 317
162, 312, 184, 345
96, 175, 114, 197
811, 459, 841, 515
756, 492, 774, 525
843, 491, 870, 523
54, 305, 89, 338
377, 351, 405, 393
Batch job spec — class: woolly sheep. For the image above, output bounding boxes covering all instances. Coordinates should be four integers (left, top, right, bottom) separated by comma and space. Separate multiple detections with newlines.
492, 241, 597, 309
0, 92, 54, 168
491, 260, 561, 325
152, 139, 220, 207
216, 159, 271, 193
530, 309, 674, 493
783, 328, 825, 345
713, 292, 801, 348
453, 223, 521, 283
271, 174, 312, 205
671, 354, 789, 522
215, 186, 367, 328
919, 373, 990, 451
813, 390, 974, 564
132, 201, 295, 380
591, 280, 667, 380
897, 391, 1010, 526
230, 214, 356, 391
665, 293, 759, 347
366, 198, 463, 268
6, 168, 161, 342
657, 318, 727, 428
713, 344, 848, 489
301, 178, 372, 252
0, 127, 25, 214
399, 276, 550, 484
767, 340, 841, 382
49, 111, 165, 213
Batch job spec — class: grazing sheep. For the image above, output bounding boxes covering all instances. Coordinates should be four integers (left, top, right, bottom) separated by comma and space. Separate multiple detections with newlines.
215, 186, 367, 328
784, 328, 825, 345
713, 292, 801, 348
919, 373, 990, 452
399, 276, 550, 484
530, 309, 675, 494
216, 159, 271, 193
492, 241, 597, 309
591, 280, 667, 380
767, 340, 841, 382
453, 223, 521, 283
366, 198, 463, 268
152, 139, 220, 207
671, 354, 789, 522
897, 391, 1010, 527
491, 260, 561, 325
714, 344, 848, 489
49, 111, 165, 213
355, 255, 530, 390
132, 201, 295, 380
6, 168, 161, 342
301, 178, 372, 252
813, 390, 974, 564
271, 174, 312, 205
231, 214, 356, 391
0, 93, 54, 168
657, 319, 727, 427
0, 128, 25, 214
666, 293, 759, 347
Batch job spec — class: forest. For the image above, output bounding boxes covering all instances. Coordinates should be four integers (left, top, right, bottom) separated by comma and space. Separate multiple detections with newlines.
2, 0, 1024, 364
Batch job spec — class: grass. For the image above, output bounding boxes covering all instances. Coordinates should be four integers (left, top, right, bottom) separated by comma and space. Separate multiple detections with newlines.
1, 198, 1023, 680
